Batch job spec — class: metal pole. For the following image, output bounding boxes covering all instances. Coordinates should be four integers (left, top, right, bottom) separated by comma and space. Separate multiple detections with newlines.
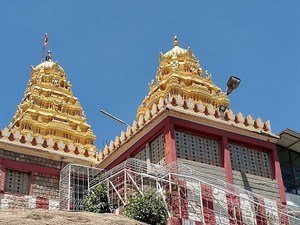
100, 109, 130, 126
141, 174, 144, 193
41, 47, 45, 63
87, 168, 90, 191
178, 177, 182, 218
124, 169, 127, 202
199, 180, 206, 224
107, 179, 110, 205
67, 165, 71, 210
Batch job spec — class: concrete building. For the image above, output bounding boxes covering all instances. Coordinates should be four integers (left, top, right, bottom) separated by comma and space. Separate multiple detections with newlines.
277, 129, 300, 209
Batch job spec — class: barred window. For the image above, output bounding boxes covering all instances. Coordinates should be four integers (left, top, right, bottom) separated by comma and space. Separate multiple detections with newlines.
4, 169, 30, 195
133, 133, 165, 165
134, 147, 147, 161
175, 131, 220, 166
150, 134, 165, 165
229, 143, 272, 178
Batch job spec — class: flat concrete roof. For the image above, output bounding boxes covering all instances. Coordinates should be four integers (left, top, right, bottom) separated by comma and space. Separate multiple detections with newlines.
277, 129, 300, 153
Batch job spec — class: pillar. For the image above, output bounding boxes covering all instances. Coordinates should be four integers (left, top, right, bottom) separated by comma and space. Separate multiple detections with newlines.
222, 136, 233, 184
164, 118, 176, 164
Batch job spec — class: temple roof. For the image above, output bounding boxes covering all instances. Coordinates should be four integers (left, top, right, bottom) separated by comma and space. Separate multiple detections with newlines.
99, 37, 277, 163
0, 127, 98, 166
8, 51, 97, 159
137, 36, 229, 119
99, 96, 276, 163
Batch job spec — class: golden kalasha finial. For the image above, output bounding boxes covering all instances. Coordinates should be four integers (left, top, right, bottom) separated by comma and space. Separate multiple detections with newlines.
173, 36, 179, 46
45, 50, 52, 61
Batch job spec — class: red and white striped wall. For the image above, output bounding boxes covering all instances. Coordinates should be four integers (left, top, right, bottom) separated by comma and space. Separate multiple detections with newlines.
0, 193, 59, 210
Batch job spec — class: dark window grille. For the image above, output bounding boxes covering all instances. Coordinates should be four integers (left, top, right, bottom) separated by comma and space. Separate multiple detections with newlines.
4, 169, 30, 195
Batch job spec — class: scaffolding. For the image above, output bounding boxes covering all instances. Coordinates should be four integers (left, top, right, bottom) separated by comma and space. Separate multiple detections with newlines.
59, 164, 104, 210
59, 159, 300, 224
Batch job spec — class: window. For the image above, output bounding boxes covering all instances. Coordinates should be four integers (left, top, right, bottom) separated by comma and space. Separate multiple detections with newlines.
4, 169, 30, 195
134, 147, 147, 162
229, 143, 272, 178
175, 131, 220, 166
278, 147, 300, 195
278, 147, 291, 165
290, 152, 300, 168
150, 134, 165, 165
281, 166, 294, 183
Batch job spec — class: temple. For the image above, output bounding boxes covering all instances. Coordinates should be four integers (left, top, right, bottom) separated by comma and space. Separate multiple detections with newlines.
99, 38, 278, 191
0, 51, 98, 209
0, 37, 299, 224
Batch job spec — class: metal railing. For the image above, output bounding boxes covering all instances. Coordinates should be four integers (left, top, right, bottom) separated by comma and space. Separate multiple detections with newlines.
59, 159, 300, 224
59, 164, 104, 210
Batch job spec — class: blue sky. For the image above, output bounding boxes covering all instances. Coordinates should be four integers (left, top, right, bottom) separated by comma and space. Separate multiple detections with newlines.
0, 1, 299, 150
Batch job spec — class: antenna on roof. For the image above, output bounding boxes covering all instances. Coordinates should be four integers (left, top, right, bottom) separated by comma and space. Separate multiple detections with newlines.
100, 109, 130, 127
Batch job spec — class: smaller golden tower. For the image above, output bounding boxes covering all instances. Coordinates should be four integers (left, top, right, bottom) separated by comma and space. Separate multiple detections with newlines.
9, 51, 96, 154
137, 36, 229, 118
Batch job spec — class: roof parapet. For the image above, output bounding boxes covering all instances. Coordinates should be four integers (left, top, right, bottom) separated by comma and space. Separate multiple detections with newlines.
99, 94, 275, 162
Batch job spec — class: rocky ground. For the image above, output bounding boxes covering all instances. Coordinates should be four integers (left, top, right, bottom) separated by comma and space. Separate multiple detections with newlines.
0, 209, 146, 225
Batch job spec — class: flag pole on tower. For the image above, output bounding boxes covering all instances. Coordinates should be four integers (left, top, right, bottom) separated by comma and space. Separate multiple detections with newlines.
41, 33, 49, 62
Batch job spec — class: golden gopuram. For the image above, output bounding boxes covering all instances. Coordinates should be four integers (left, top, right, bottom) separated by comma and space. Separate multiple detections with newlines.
137, 36, 229, 119
8, 51, 96, 155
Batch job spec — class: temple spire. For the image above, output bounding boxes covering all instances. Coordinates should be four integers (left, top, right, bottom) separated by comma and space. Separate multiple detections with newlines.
173, 36, 179, 46
45, 50, 52, 61
9, 55, 97, 155
137, 37, 230, 119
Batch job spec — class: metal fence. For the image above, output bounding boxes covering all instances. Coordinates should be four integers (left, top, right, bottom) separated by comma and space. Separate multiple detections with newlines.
59, 159, 300, 224
59, 164, 104, 210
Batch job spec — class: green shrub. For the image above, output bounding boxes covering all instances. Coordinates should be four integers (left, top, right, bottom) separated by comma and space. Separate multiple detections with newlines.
82, 183, 111, 213
124, 190, 168, 225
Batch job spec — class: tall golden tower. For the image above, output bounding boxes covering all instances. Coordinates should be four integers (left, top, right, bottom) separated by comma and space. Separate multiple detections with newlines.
137, 36, 229, 118
9, 51, 96, 154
